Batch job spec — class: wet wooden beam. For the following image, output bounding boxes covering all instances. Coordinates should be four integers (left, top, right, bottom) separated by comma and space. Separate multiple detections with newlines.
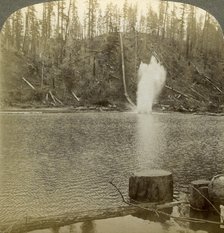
0, 201, 186, 233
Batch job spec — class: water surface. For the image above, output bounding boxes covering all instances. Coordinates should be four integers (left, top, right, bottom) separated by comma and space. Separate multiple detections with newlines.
0, 112, 224, 230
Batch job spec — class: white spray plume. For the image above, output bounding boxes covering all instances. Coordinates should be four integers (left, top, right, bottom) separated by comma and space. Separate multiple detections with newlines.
137, 56, 166, 114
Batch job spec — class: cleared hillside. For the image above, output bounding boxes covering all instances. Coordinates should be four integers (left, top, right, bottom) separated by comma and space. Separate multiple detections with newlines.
1, 32, 224, 112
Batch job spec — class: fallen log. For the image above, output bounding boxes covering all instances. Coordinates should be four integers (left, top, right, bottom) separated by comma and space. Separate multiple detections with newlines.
165, 85, 200, 103
165, 85, 189, 98
54, 96, 63, 105
49, 91, 56, 104
71, 91, 80, 102
190, 87, 208, 101
109, 73, 120, 80
190, 62, 224, 94
0, 201, 187, 233
22, 77, 36, 90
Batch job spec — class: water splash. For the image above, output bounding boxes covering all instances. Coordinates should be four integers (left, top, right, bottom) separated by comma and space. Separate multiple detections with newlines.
137, 56, 166, 114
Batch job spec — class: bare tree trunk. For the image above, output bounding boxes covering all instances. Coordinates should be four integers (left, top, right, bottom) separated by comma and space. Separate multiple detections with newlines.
22, 11, 29, 53
163, 2, 169, 39
41, 61, 44, 89
65, 0, 72, 43
57, 1, 60, 36
119, 33, 135, 106
134, 31, 138, 78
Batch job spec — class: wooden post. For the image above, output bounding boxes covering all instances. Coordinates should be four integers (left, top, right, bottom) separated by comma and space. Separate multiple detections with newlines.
129, 170, 173, 203
189, 180, 210, 211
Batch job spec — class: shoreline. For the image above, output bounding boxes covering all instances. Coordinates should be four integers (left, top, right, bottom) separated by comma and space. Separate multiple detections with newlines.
0, 106, 224, 116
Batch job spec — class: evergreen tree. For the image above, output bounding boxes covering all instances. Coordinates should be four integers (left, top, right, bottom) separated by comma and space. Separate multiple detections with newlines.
97, 9, 104, 35
13, 9, 24, 51
146, 5, 158, 35
2, 18, 12, 49
139, 15, 146, 33
127, 4, 137, 32
186, 5, 197, 58
28, 6, 40, 57
86, 0, 98, 38
122, 0, 128, 32
69, 0, 81, 39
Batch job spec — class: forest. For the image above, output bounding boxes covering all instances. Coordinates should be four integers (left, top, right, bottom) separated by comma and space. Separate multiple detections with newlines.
0, 0, 224, 112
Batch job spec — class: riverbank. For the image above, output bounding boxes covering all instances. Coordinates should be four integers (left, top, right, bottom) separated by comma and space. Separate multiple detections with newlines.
1, 105, 224, 116
0, 105, 124, 114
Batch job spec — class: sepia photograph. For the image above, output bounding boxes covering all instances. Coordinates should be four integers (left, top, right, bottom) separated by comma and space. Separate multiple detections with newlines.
0, 0, 224, 232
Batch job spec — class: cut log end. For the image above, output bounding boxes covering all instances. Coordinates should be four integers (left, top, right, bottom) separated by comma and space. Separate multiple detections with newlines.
189, 179, 210, 211
129, 170, 173, 203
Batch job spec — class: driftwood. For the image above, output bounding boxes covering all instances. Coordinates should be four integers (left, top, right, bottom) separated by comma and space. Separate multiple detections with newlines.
119, 33, 135, 107
22, 77, 36, 90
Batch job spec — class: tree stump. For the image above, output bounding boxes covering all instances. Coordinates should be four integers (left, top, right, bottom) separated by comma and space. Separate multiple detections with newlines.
208, 175, 224, 208
129, 170, 173, 203
189, 179, 210, 211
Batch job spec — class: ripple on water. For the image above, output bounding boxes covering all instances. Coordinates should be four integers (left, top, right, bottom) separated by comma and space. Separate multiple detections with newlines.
0, 112, 223, 223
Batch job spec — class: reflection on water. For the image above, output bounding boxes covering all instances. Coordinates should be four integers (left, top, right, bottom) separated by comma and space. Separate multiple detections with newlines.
0, 112, 224, 232
189, 209, 223, 233
81, 221, 96, 233
136, 113, 167, 170
29, 214, 214, 233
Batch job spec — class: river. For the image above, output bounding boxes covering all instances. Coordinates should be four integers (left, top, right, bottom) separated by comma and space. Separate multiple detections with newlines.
0, 112, 224, 232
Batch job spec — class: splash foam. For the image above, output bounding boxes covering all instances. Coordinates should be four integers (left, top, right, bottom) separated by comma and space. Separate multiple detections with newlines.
137, 56, 166, 114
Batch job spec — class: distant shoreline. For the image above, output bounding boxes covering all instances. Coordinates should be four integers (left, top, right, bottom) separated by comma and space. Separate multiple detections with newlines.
0, 106, 224, 116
